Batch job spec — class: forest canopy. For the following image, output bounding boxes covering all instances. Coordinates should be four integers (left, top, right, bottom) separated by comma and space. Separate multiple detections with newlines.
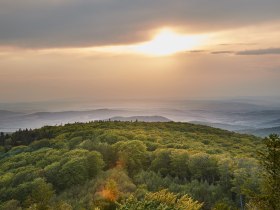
0, 121, 276, 210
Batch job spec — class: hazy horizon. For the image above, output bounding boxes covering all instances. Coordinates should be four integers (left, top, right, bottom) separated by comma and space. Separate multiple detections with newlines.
1, 96, 280, 112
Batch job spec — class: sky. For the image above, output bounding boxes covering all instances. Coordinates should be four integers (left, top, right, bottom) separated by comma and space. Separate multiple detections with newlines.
0, 0, 280, 103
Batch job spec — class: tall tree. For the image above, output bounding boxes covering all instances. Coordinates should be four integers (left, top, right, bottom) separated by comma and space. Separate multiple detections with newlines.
0, 132, 5, 146
256, 134, 280, 210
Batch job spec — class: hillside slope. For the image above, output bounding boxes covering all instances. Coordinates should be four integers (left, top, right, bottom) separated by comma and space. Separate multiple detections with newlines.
0, 122, 263, 210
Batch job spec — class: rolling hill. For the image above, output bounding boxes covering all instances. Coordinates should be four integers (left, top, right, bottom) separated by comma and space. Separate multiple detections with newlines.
0, 121, 264, 209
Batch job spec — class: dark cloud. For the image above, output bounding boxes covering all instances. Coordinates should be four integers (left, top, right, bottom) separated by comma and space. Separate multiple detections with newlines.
188, 50, 208, 53
236, 48, 280, 55
211, 51, 234, 54
218, 43, 257, 46
0, 0, 280, 48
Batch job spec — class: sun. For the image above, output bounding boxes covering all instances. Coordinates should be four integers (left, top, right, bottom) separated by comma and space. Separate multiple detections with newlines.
88, 28, 209, 56
131, 28, 208, 56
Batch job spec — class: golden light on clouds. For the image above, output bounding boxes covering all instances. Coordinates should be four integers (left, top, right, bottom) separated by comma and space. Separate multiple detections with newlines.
90, 28, 209, 56
131, 28, 209, 56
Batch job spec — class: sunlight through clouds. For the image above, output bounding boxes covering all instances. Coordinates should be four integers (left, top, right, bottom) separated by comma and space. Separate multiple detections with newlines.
89, 28, 210, 56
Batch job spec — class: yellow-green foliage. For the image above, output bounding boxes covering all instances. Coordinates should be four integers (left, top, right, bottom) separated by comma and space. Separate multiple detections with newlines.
117, 189, 203, 210
0, 122, 265, 210
146, 189, 203, 210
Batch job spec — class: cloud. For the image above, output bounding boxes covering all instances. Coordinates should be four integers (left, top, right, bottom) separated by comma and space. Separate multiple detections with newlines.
188, 50, 208, 54
0, 0, 280, 48
236, 48, 280, 55
209, 48, 280, 56
211, 51, 234, 54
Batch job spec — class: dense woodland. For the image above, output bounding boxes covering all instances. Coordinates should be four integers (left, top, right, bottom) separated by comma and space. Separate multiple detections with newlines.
0, 121, 279, 210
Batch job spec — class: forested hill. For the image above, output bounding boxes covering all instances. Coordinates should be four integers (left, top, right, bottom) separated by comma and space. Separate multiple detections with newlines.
0, 122, 266, 209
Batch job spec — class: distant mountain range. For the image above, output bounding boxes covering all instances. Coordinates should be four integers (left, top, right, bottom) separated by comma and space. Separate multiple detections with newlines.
0, 109, 126, 132
1, 100, 280, 137
190, 121, 280, 137
0, 109, 172, 132
239, 126, 280, 137
189, 121, 253, 131
0, 110, 22, 118
107, 116, 172, 122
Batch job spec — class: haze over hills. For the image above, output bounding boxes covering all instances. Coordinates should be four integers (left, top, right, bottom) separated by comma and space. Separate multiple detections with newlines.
239, 126, 280, 137
107, 116, 172, 122
1, 99, 280, 136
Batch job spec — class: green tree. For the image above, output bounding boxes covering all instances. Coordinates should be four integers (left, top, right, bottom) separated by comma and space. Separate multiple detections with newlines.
256, 134, 280, 210
25, 178, 54, 210
151, 149, 171, 176
0, 199, 22, 210
170, 150, 191, 180
113, 140, 147, 175
231, 158, 260, 210
0, 132, 5, 146
58, 158, 89, 189
117, 189, 203, 210
189, 153, 219, 184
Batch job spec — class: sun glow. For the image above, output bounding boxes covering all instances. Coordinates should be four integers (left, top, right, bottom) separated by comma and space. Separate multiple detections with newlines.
131, 28, 208, 56
88, 28, 209, 56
